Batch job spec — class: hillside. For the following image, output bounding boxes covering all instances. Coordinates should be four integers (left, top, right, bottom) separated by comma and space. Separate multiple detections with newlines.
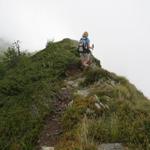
0, 39, 150, 150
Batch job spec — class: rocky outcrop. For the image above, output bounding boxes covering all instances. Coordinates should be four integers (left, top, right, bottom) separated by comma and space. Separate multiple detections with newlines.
98, 143, 124, 150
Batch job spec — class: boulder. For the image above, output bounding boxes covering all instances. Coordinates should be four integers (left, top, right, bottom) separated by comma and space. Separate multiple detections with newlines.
41, 146, 54, 150
98, 143, 124, 150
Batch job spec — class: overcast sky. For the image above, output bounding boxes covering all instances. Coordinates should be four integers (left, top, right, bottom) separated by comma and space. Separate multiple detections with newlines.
0, 0, 150, 98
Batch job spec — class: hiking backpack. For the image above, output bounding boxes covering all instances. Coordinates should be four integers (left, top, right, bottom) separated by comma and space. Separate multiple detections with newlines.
78, 38, 89, 53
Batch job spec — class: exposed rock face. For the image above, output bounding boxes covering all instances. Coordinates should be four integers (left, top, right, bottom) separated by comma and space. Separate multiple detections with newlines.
65, 77, 85, 88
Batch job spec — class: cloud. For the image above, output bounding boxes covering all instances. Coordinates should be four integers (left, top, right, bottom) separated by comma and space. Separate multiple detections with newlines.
0, 38, 10, 52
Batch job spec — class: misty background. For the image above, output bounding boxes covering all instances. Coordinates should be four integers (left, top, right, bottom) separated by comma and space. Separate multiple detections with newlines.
0, 0, 150, 98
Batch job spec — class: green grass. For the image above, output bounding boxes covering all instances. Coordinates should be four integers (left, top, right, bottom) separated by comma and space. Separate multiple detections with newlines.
0, 39, 80, 150
87, 103, 150, 148
58, 67, 150, 150
1, 38, 150, 150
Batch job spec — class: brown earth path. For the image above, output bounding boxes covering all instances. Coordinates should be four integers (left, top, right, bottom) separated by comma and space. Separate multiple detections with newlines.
36, 67, 82, 150
36, 87, 72, 150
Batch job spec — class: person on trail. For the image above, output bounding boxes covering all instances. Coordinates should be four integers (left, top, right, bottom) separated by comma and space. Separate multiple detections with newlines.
78, 31, 94, 68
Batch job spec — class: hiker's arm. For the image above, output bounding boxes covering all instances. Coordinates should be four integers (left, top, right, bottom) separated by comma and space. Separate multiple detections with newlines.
87, 39, 94, 50
88, 44, 94, 50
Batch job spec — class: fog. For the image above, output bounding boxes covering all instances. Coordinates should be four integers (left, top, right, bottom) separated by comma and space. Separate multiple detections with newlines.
0, 0, 150, 98
0, 38, 10, 51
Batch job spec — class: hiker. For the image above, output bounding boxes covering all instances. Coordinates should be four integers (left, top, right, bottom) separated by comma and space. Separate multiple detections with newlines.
78, 32, 94, 68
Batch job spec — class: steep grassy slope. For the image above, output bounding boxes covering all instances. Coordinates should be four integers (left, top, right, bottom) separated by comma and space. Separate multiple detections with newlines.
0, 38, 150, 150
0, 39, 80, 150
56, 68, 150, 150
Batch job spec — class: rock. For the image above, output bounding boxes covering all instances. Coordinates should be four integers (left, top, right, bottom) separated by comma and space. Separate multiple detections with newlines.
98, 143, 124, 150
66, 78, 85, 88
61, 87, 67, 90
66, 80, 78, 88
67, 80, 75, 85
41, 146, 54, 150
76, 89, 90, 97
110, 80, 116, 86
99, 102, 105, 108
95, 102, 101, 109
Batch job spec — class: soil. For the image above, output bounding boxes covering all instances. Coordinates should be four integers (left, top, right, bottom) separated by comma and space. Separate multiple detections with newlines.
36, 87, 72, 150
36, 66, 81, 150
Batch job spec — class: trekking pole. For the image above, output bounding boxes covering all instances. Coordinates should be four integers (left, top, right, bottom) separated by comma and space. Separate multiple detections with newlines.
91, 44, 94, 50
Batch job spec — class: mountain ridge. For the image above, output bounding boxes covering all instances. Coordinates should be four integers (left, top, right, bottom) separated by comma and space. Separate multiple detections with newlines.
0, 38, 150, 150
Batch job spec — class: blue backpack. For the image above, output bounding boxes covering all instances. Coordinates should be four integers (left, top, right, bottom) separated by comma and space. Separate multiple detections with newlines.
78, 38, 90, 53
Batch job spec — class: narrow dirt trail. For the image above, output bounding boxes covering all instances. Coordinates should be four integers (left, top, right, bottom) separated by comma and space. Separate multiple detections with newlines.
36, 88, 72, 150
37, 109, 62, 149
36, 67, 83, 150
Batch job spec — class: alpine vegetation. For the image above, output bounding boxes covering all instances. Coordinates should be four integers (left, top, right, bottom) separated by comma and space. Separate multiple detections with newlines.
0, 38, 150, 150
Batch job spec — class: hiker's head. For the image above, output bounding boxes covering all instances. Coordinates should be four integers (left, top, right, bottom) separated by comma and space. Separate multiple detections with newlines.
82, 31, 89, 38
